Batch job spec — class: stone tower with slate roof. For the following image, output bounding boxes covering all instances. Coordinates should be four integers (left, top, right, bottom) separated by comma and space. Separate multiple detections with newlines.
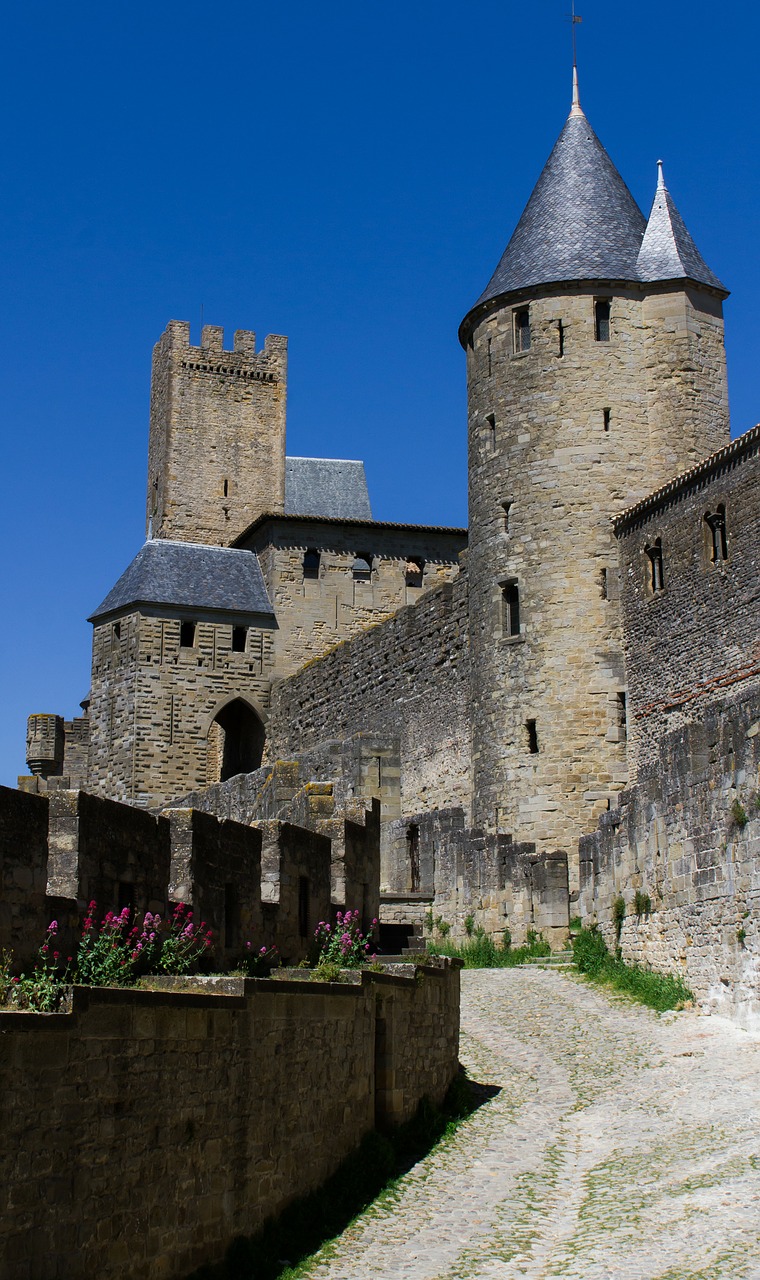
459, 79, 730, 889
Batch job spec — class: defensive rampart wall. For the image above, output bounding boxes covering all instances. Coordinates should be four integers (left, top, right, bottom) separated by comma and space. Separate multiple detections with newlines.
0, 781, 377, 968
0, 965, 459, 1279
580, 691, 760, 1025
268, 573, 471, 823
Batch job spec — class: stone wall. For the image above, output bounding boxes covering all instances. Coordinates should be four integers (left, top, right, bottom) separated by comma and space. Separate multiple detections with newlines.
614, 424, 760, 776
269, 572, 472, 826
0, 963, 460, 1280
241, 516, 465, 681
579, 692, 760, 1025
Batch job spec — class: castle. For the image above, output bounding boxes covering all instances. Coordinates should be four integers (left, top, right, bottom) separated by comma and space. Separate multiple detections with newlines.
17, 77, 760, 1000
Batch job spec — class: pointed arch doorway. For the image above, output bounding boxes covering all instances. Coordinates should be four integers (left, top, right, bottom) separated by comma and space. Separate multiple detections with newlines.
206, 698, 266, 785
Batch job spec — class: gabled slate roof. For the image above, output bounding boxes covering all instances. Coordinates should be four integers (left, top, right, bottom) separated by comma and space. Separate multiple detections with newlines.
636, 163, 726, 292
285, 457, 372, 521
89, 539, 274, 623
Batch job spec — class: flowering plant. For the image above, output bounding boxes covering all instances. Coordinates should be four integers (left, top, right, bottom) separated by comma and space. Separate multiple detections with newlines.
313, 909, 377, 969
5, 923, 73, 1012
235, 941, 280, 978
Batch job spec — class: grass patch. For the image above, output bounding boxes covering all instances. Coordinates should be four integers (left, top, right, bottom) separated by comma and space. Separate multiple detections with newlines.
573, 927, 693, 1012
185, 1070, 483, 1280
427, 928, 551, 968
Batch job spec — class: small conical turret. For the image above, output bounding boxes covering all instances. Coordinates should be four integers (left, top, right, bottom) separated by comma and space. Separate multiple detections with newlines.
636, 161, 727, 293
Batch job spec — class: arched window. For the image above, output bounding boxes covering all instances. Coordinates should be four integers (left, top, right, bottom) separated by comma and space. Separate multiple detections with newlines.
645, 539, 664, 593
704, 504, 728, 563
303, 548, 320, 580
352, 553, 372, 581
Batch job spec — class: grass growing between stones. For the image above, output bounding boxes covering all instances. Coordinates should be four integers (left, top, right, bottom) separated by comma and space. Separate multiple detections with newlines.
427, 929, 551, 968
186, 1071, 486, 1280
573, 927, 694, 1012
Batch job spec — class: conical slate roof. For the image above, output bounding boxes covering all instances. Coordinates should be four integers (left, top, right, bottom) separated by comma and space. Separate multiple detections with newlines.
470, 105, 647, 313
636, 162, 726, 291
461, 97, 726, 338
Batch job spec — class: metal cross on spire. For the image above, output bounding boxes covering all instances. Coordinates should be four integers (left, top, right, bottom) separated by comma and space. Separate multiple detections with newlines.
570, 2, 583, 112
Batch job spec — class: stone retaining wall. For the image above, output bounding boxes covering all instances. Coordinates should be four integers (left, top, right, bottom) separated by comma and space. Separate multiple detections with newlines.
0, 963, 460, 1280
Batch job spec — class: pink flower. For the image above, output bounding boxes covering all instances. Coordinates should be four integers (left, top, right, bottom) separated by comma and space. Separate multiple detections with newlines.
53, 951, 60, 960
48, 920, 58, 933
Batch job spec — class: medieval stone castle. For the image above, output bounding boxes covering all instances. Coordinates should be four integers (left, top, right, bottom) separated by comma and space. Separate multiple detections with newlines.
17, 81, 760, 1006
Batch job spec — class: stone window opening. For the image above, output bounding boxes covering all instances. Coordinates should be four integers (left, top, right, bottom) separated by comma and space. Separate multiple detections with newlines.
526, 719, 539, 755
231, 626, 247, 653
407, 822, 420, 893
600, 567, 608, 600
513, 308, 531, 353
180, 621, 197, 648
223, 477, 229, 497
645, 539, 664, 594
485, 413, 496, 453
352, 553, 373, 581
112, 621, 121, 643
705, 504, 728, 563
595, 299, 611, 342
298, 876, 310, 939
617, 692, 627, 742
209, 698, 266, 782
501, 580, 521, 637
603, 408, 611, 432
303, 548, 321, 580
502, 500, 513, 534
557, 319, 564, 357
405, 558, 424, 589
487, 335, 492, 377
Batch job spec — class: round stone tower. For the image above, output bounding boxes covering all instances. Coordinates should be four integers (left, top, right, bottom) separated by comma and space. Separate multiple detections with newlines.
459, 79, 730, 891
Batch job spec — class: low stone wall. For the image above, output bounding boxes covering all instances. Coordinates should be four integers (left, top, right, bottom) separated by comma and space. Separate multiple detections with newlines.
580, 691, 760, 1025
0, 962, 460, 1280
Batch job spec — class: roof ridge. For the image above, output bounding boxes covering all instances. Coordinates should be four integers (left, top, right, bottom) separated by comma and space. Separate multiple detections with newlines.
613, 425, 760, 532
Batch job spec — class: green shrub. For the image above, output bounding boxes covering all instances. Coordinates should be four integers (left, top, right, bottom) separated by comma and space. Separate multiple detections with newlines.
731, 799, 749, 829
463, 914, 475, 937
572, 926, 693, 1012
633, 889, 652, 917
427, 928, 549, 969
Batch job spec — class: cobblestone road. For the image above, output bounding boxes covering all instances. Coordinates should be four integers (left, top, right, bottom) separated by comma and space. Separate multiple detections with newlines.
299, 968, 760, 1280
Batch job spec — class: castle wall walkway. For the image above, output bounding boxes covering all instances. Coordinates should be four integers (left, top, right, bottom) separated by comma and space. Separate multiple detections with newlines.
300, 968, 760, 1280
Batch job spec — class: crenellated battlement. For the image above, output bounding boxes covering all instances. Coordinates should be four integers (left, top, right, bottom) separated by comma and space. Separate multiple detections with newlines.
158, 319, 287, 370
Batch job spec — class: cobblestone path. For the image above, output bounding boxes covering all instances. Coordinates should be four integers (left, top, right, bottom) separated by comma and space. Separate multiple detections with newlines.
299, 968, 760, 1280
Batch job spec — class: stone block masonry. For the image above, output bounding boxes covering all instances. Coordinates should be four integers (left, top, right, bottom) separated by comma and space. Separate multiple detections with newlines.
269, 571, 472, 829
580, 691, 760, 1025
0, 963, 460, 1280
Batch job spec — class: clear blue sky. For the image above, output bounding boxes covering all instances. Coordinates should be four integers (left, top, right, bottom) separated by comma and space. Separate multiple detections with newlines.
1, 0, 758, 786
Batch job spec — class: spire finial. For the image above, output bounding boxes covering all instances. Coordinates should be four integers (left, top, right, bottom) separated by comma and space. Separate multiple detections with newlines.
656, 159, 666, 190
570, 3, 583, 113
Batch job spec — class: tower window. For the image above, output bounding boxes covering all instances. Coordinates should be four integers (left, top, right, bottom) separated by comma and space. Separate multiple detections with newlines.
405, 558, 424, 588
232, 626, 247, 652
600, 567, 608, 600
112, 622, 121, 642
705, 504, 728, 563
501, 581, 521, 637
645, 539, 664, 594
223, 478, 229, 497
487, 336, 492, 377
595, 299, 611, 342
603, 408, 611, 432
502, 500, 513, 534
485, 413, 496, 453
617, 692, 628, 743
407, 823, 420, 892
303, 548, 321, 580
180, 621, 197, 648
526, 719, 539, 754
514, 309, 531, 353
352, 553, 372, 581
557, 319, 564, 357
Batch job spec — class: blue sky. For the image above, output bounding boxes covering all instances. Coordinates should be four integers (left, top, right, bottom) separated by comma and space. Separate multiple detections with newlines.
1, 0, 758, 786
